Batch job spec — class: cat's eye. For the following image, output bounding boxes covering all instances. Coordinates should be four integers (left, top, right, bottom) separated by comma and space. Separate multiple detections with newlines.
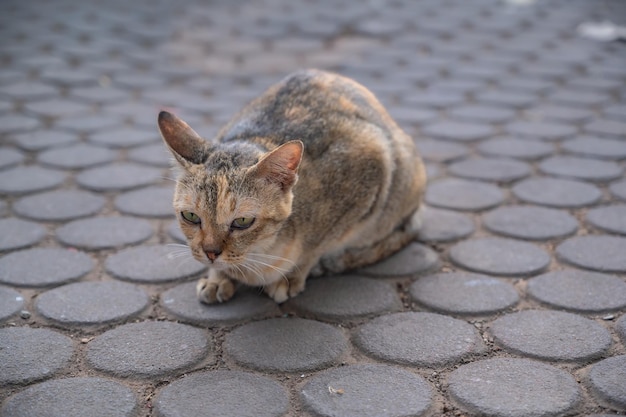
181, 211, 201, 224
231, 217, 255, 230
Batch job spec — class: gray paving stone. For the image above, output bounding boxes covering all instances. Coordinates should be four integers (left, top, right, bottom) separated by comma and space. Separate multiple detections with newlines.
56, 216, 153, 250
13, 189, 105, 221
358, 242, 439, 277
0, 377, 138, 417
301, 364, 432, 417
0, 200, 7, 217
168, 221, 186, 243
24, 98, 88, 118
105, 244, 206, 283
525, 105, 594, 123
528, 270, 626, 313
417, 206, 475, 242
0, 81, 58, 100
54, 113, 123, 133
491, 310, 611, 361
449, 237, 550, 276
410, 272, 519, 315
567, 77, 623, 92
449, 358, 581, 417
225, 318, 348, 372
0, 327, 73, 385
88, 127, 160, 148
561, 136, 626, 160
587, 355, 626, 410
155, 371, 289, 417
448, 157, 531, 183
476, 89, 536, 108
76, 163, 163, 191
539, 156, 622, 182
0, 247, 94, 287
448, 104, 515, 123
0, 287, 24, 322
87, 321, 210, 378
354, 311, 484, 367
403, 90, 465, 109
0, 114, 40, 133
161, 282, 280, 325
114, 185, 175, 218
11, 130, 78, 151
422, 120, 495, 142
505, 120, 577, 141
0, 217, 47, 251
499, 77, 555, 94
587, 205, 626, 235
483, 205, 578, 241
425, 178, 505, 211
477, 137, 554, 160
585, 119, 626, 139
617, 315, 626, 345
415, 139, 470, 163
610, 179, 626, 201
549, 90, 611, 108
512, 177, 602, 208
0, 166, 66, 195
556, 236, 626, 273
127, 143, 172, 167
0, 147, 25, 170
70, 85, 131, 104
603, 104, 626, 121
37, 143, 116, 169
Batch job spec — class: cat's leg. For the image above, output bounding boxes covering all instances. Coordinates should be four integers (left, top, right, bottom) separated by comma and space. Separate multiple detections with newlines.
263, 257, 317, 303
196, 269, 236, 304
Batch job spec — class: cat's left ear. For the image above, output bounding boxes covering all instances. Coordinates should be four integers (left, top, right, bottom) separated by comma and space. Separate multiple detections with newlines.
249, 140, 303, 191
158, 111, 210, 168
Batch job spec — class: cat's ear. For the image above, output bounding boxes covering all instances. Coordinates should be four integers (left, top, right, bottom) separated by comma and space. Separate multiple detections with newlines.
158, 111, 209, 167
249, 140, 303, 191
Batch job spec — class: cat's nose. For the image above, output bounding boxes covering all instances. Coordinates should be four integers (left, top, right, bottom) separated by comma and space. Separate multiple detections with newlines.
205, 249, 222, 262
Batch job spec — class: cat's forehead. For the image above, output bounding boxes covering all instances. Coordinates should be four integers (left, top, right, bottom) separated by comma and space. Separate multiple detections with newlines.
204, 142, 261, 172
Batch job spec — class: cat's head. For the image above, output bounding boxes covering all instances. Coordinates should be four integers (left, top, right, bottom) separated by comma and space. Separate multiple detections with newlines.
158, 111, 303, 279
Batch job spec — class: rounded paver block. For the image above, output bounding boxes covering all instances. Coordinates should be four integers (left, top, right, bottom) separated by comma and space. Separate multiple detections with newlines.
610, 179, 626, 201
76, 163, 163, 191
0, 218, 46, 251
224, 318, 348, 372
483, 205, 578, 241
0, 166, 66, 195
477, 137, 554, 160
417, 207, 475, 242
549, 90, 611, 108
449, 358, 581, 417
11, 130, 78, 151
36, 281, 149, 326
114, 186, 175, 218
505, 120, 577, 140
588, 355, 626, 410
358, 242, 439, 277
56, 216, 154, 250
491, 310, 611, 361
512, 177, 602, 208
585, 119, 626, 138
105, 244, 206, 283
88, 127, 159, 148
161, 282, 280, 325
425, 178, 505, 211
449, 105, 515, 123
449, 157, 531, 183
449, 237, 550, 276
617, 315, 626, 344
415, 139, 469, 162
354, 312, 484, 367
55, 113, 123, 133
86, 321, 210, 378
0, 147, 25, 170
0, 377, 138, 417
526, 105, 593, 123
155, 371, 288, 417
37, 143, 116, 169
527, 270, 626, 313
477, 90, 536, 109
168, 220, 186, 242
0, 114, 39, 133
285, 275, 401, 321
0, 248, 94, 287
0, 287, 24, 321
562, 136, 626, 160
587, 205, 626, 235
556, 236, 626, 273
422, 121, 495, 142
301, 364, 432, 417
539, 156, 623, 182
13, 189, 105, 221
410, 272, 519, 315
0, 327, 73, 385
128, 143, 172, 167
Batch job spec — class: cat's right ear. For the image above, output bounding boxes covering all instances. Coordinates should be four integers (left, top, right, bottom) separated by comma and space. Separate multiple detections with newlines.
158, 111, 209, 168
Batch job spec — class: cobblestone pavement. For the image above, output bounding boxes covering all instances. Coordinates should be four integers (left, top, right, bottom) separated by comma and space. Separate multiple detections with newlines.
1, 0, 625, 416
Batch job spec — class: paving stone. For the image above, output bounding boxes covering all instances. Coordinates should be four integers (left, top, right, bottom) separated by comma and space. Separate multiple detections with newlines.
0, 147, 25, 170
491, 310, 611, 361
525, 105, 594, 123
449, 237, 550, 276
0, 200, 7, 217
587, 205, 626, 235
87, 321, 210, 378
0, 327, 73, 385
500, 77, 555, 94
539, 156, 622, 182
301, 364, 432, 417
11, 130, 78, 151
448, 157, 531, 183
556, 235, 626, 273
512, 177, 602, 208
448, 104, 515, 123
0, 217, 47, 251
0, 377, 138, 417
0, 287, 24, 322
0, 114, 40, 133
585, 119, 626, 139
0, 247, 94, 287
528, 270, 626, 313
422, 120, 495, 142
425, 178, 505, 211
403, 90, 466, 109
505, 120, 577, 141
358, 242, 439, 277
54, 113, 123, 133
549, 90, 611, 108
105, 244, 206, 283
567, 77, 623, 92
354, 311, 484, 367
168, 220, 186, 242
410, 272, 519, 315
0, 81, 58, 100
226, 317, 347, 372
603, 104, 626, 121
127, 143, 172, 167
477, 136, 554, 160
36, 280, 149, 326
449, 358, 581, 417
88, 127, 160, 148
155, 371, 288, 417
37, 143, 117, 169
617, 315, 626, 345
56, 216, 154, 250
71, 85, 131, 104
0, 165, 66, 195
415, 139, 470, 163
610, 179, 626, 201
114, 185, 175, 218
161, 282, 280, 325
24, 98, 88, 118
76, 162, 163, 191
561, 136, 626, 160
13, 189, 105, 221
476, 89, 536, 108
587, 355, 626, 410
483, 205, 578, 240
417, 206, 475, 242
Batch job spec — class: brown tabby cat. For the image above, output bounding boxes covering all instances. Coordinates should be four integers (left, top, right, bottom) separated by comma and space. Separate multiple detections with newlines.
158, 69, 426, 304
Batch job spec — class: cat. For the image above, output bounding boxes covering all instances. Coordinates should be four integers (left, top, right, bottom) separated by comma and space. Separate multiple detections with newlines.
158, 69, 426, 304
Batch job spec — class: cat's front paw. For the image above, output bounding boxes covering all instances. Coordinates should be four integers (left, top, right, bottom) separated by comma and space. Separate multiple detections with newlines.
264, 277, 306, 303
196, 275, 235, 304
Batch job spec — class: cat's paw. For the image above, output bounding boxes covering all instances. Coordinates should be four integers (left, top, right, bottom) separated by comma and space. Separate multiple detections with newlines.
196, 276, 235, 304
264, 280, 290, 304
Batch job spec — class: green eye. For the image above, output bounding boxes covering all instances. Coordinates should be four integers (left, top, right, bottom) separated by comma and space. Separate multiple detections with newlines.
181, 211, 201, 224
231, 217, 255, 230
